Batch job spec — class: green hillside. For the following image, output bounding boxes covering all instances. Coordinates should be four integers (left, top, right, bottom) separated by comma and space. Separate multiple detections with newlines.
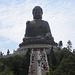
47, 48, 75, 75
0, 50, 31, 75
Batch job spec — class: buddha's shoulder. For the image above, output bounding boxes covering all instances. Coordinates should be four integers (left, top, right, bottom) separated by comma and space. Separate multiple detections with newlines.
30, 20, 48, 24
41, 20, 48, 23
30, 20, 35, 24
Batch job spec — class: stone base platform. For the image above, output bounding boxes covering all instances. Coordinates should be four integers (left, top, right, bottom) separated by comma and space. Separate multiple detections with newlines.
13, 44, 58, 55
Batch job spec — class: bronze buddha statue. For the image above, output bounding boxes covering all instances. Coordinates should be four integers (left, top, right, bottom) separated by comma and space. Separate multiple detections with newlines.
25, 6, 52, 37
19, 6, 56, 47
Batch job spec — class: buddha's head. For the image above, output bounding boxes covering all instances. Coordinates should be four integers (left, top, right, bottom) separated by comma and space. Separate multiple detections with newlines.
32, 6, 43, 19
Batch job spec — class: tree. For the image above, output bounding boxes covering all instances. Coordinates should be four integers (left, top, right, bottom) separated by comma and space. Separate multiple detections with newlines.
0, 67, 14, 75
0, 49, 31, 75
67, 40, 72, 51
47, 48, 75, 75
52, 55, 75, 75
55, 49, 74, 65
0, 62, 5, 72
49, 47, 57, 70
58, 41, 63, 49
73, 49, 75, 54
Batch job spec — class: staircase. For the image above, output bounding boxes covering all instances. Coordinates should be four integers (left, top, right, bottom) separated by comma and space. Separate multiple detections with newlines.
28, 48, 49, 75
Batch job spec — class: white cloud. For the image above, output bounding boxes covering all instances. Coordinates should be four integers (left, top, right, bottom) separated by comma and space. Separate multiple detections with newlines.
0, 0, 75, 53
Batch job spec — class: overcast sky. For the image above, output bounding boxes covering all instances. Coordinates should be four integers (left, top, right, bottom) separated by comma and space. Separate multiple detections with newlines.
0, 0, 75, 54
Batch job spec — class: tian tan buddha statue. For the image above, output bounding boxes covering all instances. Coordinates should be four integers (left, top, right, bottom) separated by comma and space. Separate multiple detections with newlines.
19, 6, 56, 47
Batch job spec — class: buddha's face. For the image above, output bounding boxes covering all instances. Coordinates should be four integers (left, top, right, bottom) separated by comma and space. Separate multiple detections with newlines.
33, 9, 42, 19
33, 6, 43, 19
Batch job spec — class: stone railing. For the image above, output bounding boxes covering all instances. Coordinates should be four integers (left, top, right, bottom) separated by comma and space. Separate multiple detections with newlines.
17, 44, 52, 50
43, 49, 49, 71
37, 50, 42, 75
28, 49, 33, 75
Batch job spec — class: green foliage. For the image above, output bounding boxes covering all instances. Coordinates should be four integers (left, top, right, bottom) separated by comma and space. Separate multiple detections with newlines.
47, 48, 75, 75
0, 62, 5, 72
0, 50, 31, 75
55, 49, 74, 64
46, 72, 50, 75
0, 67, 14, 75
49, 47, 57, 70
52, 55, 75, 75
